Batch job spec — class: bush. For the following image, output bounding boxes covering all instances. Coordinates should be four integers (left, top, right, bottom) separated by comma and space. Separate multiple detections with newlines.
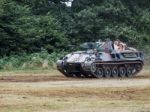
0, 45, 149, 70
0, 50, 67, 70
142, 45, 150, 65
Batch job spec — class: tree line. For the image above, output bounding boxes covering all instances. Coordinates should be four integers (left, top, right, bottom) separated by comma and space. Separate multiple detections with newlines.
0, 0, 150, 57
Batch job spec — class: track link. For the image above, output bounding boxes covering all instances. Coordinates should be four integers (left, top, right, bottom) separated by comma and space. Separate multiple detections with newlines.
91, 61, 143, 78
57, 61, 143, 78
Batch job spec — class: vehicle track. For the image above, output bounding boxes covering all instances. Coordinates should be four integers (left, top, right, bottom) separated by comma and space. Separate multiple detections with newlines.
0, 70, 149, 89
0, 69, 149, 82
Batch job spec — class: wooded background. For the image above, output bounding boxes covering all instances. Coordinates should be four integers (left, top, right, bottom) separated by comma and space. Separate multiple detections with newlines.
0, 0, 150, 69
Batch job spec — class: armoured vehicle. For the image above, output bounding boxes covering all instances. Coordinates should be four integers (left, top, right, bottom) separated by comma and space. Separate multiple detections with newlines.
56, 40, 144, 78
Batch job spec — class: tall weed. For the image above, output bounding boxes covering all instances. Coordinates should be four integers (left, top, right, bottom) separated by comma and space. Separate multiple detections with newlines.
0, 50, 67, 70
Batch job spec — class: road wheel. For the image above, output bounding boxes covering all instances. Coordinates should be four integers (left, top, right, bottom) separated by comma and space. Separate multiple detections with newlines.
119, 66, 127, 78
91, 63, 97, 73
126, 66, 133, 78
90, 63, 97, 77
59, 69, 73, 77
95, 68, 104, 78
111, 66, 119, 78
104, 67, 111, 78
84, 73, 94, 78
75, 73, 83, 78
135, 64, 142, 72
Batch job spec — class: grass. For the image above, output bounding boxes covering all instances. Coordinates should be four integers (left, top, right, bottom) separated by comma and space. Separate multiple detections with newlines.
0, 99, 149, 112
0, 68, 59, 76
0, 82, 150, 112
0, 93, 150, 112
0, 66, 149, 112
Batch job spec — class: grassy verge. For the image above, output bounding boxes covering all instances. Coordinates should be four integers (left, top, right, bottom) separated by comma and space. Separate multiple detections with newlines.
0, 68, 59, 76
0, 87, 150, 112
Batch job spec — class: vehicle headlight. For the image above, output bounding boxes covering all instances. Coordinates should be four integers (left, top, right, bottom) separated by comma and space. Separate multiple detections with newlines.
86, 57, 91, 62
63, 56, 68, 60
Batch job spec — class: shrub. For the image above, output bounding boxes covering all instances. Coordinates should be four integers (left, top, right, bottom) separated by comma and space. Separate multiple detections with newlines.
0, 50, 67, 70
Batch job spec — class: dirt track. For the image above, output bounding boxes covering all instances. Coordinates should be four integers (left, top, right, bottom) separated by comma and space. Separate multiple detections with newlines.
0, 69, 150, 112
0, 69, 150, 89
0, 68, 149, 83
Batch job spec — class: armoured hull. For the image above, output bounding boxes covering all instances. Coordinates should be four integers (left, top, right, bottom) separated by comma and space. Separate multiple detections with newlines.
56, 40, 144, 78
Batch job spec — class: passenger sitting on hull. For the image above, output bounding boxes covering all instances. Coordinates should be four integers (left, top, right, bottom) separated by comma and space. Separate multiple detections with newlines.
118, 43, 126, 51
114, 40, 126, 52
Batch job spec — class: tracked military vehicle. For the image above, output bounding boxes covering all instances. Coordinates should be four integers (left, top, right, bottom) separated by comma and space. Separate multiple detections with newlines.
56, 40, 144, 78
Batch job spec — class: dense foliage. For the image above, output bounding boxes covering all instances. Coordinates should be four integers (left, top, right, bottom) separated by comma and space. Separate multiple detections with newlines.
0, 0, 150, 68
0, 0, 69, 56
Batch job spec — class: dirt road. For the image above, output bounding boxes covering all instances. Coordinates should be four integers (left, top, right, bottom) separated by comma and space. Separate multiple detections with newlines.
0, 68, 150, 112
0, 68, 150, 88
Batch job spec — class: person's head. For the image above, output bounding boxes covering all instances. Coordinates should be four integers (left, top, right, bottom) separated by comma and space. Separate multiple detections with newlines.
114, 41, 118, 45
116, 39, 121, 43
